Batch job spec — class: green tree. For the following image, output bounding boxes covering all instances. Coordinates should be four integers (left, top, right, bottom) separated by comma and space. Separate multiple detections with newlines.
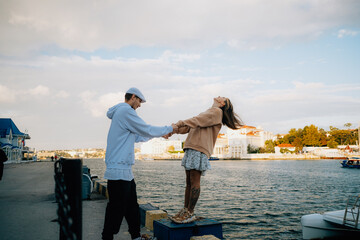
292, 137, 303, 152
328, 128, 356, 145
327, 138, 338, 148
319, 128, 328, 146
302, 125, 321, 146
264, 140, 276, 153
247, 144, 260, 153
329, 126, 339, 132
278, 124, 357, 149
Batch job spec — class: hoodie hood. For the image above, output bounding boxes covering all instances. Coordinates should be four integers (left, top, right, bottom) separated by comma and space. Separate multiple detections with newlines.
107, 103, 123, 119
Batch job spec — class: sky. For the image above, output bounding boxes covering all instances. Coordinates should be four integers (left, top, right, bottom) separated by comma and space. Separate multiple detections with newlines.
1, 0, 360, 150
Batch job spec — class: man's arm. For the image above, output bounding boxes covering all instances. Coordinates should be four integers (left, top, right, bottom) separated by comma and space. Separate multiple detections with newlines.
124, 108, 173, 138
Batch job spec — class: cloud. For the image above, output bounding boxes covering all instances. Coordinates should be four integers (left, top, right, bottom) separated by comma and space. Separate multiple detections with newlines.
246, 81, 360, 123
337, 29, 358, 38
0, 84, 70, 107
1, 0, 360, 55
80, 91, 124, 117
0, 84, 16, 103
160, 50, 201, 63
27, 85, 50, 96
55, 90, 70, 98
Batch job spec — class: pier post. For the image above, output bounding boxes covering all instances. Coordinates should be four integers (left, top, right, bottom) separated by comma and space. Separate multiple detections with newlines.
55, 158, 82, 240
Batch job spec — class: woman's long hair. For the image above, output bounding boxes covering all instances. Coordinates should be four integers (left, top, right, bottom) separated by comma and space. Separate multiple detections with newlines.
221, 98, 244, 130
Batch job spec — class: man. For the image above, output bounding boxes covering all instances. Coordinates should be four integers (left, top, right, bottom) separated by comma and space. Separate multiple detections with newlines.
102, 87, 175, 240
0, 148, 8, 181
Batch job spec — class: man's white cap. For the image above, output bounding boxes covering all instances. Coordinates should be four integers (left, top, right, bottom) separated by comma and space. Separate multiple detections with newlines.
126, 87, 146, 103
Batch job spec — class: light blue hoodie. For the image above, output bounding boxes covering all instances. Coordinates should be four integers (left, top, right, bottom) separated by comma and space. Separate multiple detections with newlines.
104, 102, 172, 176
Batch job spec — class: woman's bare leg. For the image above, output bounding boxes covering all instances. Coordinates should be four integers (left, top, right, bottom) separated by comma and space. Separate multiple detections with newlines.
187, 169, 201, 213
184, 170, 191, 208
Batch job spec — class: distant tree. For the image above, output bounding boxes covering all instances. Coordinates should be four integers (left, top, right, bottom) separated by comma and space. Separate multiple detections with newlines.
279, 124, 357, 149
276, 134, 284, 144
281, 128, 302, 144
247, 144, 260, 153
328, 127, 357, 145
263, 140, 276, 153
292, 137, 303, 152
167, 145, 175, 152
329, 126, 339, 132
302, 125, 322, 146
327, 138, 338, 148
280, 148, 294, 154
319, 128, 328, 146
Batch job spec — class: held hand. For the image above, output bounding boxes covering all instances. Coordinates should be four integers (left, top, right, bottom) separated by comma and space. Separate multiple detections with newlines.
171, 123, 178, 134
162, 133, 173, 139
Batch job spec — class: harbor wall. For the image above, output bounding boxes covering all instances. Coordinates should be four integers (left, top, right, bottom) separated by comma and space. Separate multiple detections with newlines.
92, 179, 222, 239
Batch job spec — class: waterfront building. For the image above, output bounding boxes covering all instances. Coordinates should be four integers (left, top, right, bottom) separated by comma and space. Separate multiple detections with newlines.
227, 125, 274, 158
37, 150, 56, 159
139, 125, 274, 159
302, 146, 347, 158
140, 138, 182, 155
275, 143, 296, 154
213, 134, 229, 158
0, 118, 33, 163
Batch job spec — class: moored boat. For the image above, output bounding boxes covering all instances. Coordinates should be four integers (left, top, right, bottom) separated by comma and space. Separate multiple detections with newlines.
301, 195, 360, 239
341, 157, 360, 168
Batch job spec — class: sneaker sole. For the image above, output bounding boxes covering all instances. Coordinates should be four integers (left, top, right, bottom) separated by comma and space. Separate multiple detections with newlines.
181, 215, 196, 224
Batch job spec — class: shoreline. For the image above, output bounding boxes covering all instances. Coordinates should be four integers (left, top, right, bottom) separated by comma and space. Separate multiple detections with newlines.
148, 157, 344, 161
33, 154, 357, 162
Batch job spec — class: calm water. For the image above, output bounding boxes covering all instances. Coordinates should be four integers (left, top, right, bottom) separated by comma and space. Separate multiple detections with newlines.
84, 159, 359, 239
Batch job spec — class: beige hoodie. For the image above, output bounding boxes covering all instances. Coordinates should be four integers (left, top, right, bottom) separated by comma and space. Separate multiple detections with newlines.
175, 107, 223, 158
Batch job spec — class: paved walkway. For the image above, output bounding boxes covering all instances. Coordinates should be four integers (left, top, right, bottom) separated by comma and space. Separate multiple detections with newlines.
0, 161, 151, 240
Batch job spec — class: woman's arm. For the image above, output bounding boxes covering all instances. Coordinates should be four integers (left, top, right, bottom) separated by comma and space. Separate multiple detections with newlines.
176, 107, 222, 129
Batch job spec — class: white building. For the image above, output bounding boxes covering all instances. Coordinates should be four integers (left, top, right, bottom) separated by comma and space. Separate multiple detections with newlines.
139, 126, 274, 159
140, 138, 182, 155
226, 125, 274, 158
213, 134, 229, 158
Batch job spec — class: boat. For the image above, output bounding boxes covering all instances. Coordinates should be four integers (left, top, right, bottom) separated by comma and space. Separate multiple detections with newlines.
301, 195, 360, 239
209, 156, 220, 161
341, 157, 360, 169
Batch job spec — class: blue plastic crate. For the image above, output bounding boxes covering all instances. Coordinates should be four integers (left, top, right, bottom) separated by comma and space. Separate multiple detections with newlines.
154, 218, 223, 240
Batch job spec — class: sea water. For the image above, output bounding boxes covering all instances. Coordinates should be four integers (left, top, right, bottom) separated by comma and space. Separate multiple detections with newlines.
83, 159, 359, 239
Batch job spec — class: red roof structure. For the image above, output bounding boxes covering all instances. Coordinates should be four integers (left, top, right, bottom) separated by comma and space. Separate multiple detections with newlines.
277, 144, 295, 148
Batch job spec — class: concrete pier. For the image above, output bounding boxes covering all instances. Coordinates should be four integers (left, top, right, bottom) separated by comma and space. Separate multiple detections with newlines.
0, 161, 151, 240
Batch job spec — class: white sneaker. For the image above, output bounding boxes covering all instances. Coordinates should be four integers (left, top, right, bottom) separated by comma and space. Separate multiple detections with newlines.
171, 210, 196, 224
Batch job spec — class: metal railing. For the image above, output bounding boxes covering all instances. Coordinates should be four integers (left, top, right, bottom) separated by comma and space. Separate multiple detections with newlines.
343, 194, 360, 228
54, 158, 83, 240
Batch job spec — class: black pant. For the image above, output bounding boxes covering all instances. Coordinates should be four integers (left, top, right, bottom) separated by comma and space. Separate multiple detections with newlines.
102, 179, 141, 240
0, 163, 3, 181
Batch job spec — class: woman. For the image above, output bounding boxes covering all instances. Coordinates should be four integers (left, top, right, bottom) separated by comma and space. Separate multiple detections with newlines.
170, 96, 243, 223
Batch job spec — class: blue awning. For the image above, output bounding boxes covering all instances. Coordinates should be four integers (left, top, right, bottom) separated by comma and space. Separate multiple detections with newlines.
0, 118, 26, 138
1, 143, 13, 148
